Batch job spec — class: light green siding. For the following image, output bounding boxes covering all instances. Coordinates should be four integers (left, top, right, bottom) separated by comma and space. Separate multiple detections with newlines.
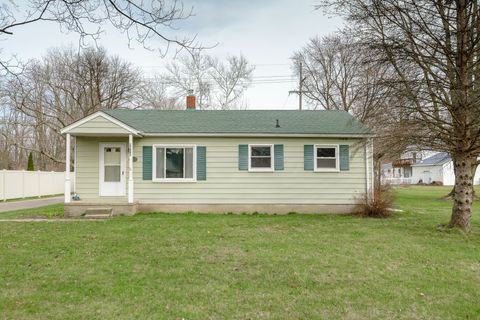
75, 136, 370, 205
69, 115, 131, 135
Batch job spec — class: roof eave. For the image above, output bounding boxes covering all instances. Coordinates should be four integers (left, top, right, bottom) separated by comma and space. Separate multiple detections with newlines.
411, 162, 450, 167
141, 132, 373, 138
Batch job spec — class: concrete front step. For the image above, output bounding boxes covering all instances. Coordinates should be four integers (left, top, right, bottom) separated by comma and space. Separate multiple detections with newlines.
83, 208, 113, 219
65, 203, 138, 218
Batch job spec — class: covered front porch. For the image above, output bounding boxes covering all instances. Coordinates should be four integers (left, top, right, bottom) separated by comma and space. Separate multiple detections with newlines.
60, 112, 143, 216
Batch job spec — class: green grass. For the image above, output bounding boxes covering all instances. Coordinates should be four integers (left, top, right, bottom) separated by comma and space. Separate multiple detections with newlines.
0, 203, 64, 219
0, 186, 479, 319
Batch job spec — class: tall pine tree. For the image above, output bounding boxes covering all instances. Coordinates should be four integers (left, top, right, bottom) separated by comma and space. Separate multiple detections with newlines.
27, 152, 34, 171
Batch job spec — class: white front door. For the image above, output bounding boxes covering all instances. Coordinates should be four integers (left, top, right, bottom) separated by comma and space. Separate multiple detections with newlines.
99, 143, 126, 196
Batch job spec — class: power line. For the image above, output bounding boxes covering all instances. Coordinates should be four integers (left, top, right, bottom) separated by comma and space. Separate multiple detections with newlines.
144, 74, 295, 80
138, 63, 291, 68
288, 62, 310, 110
143, 77, 297, 86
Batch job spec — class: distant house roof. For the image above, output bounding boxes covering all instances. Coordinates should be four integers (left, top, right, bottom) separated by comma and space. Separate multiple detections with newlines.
381, 163, 393, 170
412, 152, 451, 166
98, 109, 371, 136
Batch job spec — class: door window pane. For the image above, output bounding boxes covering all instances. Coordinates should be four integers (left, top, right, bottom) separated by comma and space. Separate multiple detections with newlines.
166, 148, 184, 178
105, 165, 121, 182
104, 147, 121, 182
105, 147, 121, 165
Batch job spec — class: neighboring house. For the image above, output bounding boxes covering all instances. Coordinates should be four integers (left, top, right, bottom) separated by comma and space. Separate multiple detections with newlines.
381, 150, 435, 184
411, 152, 480, 185
60, 99, 374, 216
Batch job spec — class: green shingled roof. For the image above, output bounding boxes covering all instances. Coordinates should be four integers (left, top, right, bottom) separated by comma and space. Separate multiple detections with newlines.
102, 109, 371, 135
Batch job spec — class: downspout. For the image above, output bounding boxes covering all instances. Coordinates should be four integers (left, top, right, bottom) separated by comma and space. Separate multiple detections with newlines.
365, 138, 369, 195
365, 138, 374, 198
370, 138, 374, 197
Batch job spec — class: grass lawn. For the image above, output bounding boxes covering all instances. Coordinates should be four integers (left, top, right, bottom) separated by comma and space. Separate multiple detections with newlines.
0, 203, 64, 219
0, 186, 479, 319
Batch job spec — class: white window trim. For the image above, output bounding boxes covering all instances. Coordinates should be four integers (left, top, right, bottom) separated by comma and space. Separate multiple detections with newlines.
248, 144, 274, 172
314, 144, 340, 172
152, 144, 197, 183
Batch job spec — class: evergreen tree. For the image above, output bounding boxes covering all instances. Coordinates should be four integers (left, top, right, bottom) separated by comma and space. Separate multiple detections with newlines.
27, 152, 34, 171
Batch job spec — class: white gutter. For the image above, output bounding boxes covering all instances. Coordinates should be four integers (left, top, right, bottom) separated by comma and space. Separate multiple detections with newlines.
365, 138, 374, 198
365, 139, 369, 195
141, 133, 374, 138
411, 163, 449, 167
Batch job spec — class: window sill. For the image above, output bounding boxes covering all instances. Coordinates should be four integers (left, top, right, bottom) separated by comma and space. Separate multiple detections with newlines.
248, 169, 275, 172
152, 179, 197, 183
314, 169, 340, 172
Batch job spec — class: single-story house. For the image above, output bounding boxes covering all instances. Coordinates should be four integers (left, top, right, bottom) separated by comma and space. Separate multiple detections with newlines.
61, 101, 374, 216
411, 152, 480, 185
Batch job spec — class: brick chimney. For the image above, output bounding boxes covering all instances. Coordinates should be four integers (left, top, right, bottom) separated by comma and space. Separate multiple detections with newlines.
186, 89, 196, 110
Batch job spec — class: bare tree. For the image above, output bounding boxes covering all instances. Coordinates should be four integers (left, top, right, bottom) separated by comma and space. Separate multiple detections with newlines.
208, 55, 255, 109
294, 32, 412, 186
320, 0, 480, 232
293, 33, 393, 122
139, 76, 181, 110
1, 46, 143, 169
0, 0, 201, 75
163, 51, 254, 109
164, 51, 213, 109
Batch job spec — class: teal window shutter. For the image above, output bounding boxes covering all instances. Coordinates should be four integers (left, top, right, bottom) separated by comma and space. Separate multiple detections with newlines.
143, 146, 152, 180
274, 144, 284, 170
196, 146, 207, 180
238, 144, 248, 170
304, 145, 314, 171
339, 145, 350, 171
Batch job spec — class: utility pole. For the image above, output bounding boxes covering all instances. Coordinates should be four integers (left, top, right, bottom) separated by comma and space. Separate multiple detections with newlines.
289, 61, 309, 110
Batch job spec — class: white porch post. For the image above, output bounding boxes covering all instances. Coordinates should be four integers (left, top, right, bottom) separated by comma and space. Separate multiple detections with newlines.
64, 133, 71, 203
128, 134, 134, 203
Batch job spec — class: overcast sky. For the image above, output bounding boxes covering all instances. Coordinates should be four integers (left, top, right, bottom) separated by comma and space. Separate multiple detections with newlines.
4, 0, 343, 110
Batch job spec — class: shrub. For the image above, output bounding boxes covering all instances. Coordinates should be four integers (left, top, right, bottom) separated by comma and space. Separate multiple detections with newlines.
353, 185, 394, 218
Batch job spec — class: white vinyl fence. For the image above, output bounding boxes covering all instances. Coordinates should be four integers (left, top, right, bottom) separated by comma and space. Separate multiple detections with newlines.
0, 170, 74, 201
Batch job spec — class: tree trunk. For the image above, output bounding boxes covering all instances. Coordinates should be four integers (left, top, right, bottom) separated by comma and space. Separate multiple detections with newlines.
443, 162, 478, 199
448, 153, 476, 232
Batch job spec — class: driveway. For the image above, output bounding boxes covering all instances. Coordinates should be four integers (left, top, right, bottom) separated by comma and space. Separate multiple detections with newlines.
0, 197, 63, 213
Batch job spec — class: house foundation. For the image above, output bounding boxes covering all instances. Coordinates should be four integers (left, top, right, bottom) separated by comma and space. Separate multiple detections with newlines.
64, 203, 356, 216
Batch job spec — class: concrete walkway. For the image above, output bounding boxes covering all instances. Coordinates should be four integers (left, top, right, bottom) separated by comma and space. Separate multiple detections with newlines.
0, 197, 63, 213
